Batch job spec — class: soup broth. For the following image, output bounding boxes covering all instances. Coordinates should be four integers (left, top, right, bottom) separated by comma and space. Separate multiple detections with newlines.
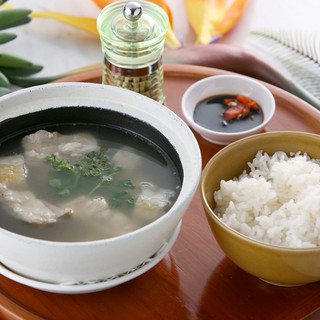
0, 123, 182, 242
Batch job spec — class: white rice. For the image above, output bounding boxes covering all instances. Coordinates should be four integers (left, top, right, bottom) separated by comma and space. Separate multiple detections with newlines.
214, 151, 320, 248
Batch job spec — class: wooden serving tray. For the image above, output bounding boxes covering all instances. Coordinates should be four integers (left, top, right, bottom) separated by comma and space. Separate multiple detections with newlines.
0, 64, 319, 320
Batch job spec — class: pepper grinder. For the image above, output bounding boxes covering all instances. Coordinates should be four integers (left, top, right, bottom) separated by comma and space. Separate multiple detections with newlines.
97, 1, 169, 105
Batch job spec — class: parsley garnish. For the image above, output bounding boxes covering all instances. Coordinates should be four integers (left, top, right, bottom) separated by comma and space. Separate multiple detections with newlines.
45, 149, 135, 207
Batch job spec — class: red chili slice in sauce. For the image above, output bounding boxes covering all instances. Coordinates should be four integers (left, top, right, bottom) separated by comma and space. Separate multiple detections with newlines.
222, 95, 259, 121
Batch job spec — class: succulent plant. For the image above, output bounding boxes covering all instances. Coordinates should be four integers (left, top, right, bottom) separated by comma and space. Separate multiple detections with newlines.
0, 0, 44, 96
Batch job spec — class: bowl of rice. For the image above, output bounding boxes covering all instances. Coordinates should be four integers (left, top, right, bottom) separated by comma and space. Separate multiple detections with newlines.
201, 131, 320, 286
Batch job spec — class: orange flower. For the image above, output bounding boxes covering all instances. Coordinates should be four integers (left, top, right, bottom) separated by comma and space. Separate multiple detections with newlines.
186, 0, 249, 45
30, 0, 249, 48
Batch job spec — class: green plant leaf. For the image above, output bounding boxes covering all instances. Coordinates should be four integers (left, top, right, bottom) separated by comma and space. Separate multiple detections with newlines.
0, 32, 17, 44
0, 71, 9, 87
8, 75, 61, 87
0, 52, 35, 68
0, 5, 45, 95
0, 9, 32, 30
0, 86, 10, 96
0, 63, 43, 77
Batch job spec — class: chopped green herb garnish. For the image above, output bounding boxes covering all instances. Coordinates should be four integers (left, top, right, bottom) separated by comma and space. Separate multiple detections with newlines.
45, 149, 135, 207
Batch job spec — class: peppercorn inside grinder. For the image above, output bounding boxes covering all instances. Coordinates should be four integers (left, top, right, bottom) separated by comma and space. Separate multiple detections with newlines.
97, 1, 169, 104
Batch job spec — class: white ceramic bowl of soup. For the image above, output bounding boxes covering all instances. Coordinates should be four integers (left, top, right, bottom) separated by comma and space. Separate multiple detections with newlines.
0, 83, 201, 289
181, 75, 275, 145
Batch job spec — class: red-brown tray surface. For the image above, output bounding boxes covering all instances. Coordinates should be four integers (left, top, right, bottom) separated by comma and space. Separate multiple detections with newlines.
0, 64, 319, 320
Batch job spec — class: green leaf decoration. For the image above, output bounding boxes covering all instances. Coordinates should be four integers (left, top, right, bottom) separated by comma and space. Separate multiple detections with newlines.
0, 32, 17, 44
0, 86, 10, 96
247, 29, 320, 110
0, 3, 45, 96
8, 75, 61, 87
0, 71, 9, 87
0, 9, 32, 30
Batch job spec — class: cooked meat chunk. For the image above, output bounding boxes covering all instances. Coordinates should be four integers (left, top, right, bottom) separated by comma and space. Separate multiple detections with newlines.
0, 155, 26, 187
106, 210, 139, 237
62, 196, 111, 219
133, 182, 175, 222
111, 147, 141, 167
22, 130, 99, 161
0, 183, 72, 224
62, 195, 137, 237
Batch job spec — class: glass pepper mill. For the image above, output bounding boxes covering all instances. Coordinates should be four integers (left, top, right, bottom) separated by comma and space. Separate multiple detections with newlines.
97, 1, 169, 105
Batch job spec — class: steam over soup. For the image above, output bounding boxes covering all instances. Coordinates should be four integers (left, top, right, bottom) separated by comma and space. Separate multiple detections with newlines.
0, 126, 181, 242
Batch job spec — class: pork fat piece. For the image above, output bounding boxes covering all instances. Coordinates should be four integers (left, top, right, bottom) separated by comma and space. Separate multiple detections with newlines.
0, 183, 72, 224
22, 130, 99, 161
0, 155, 26, 187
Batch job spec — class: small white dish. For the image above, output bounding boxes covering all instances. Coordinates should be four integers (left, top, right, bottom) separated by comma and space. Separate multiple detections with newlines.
181, 75, 276, 145
0, 222, 181, 294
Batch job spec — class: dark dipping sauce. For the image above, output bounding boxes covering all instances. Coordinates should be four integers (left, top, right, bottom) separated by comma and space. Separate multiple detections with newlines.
193, 94, 264, 133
